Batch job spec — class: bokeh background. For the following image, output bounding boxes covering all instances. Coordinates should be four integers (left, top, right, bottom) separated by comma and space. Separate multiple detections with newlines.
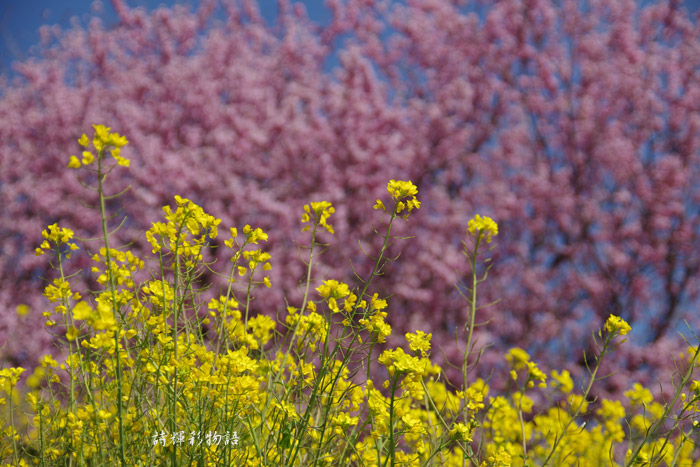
3, 0, 700, 400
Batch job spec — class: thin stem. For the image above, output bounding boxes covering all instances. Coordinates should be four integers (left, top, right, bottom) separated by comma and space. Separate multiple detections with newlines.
38, 400, 46, 467
461, 234, 481, 467
541, 333, 615, 467
9, 385, 18, 467
517, 395, 529, 464
463, 235, 480, 414
299, 225, 318, 316
383, 375, 399, 467
97, 149, 127, 467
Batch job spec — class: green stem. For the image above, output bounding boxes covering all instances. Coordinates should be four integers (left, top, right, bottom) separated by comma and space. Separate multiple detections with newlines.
384, 375, 399, 467
541, 333, 615, 467
460, 233, 482, 467
463, 235, 480, 418
299, 226, 317, 316
97, 149, 127, 467
517, 394, 528, 464
9, 385, 18, 467
38, 400, 45, 467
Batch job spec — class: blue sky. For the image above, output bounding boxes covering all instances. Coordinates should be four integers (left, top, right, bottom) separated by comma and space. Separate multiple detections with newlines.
2, 0, 700, 77
0, 0, 332, 77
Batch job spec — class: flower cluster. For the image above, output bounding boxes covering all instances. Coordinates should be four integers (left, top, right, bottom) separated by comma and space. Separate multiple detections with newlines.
375, 179, 421, 218
316, 279, 360, 314
68, 124, 129, 168
358, 293, 391, 343
604, 314, 632, 336
507, 347, 547, 389
34, 224, 79, 257
468, 214, 499, 243
146, 195, 221, 265
301, 201, 335, 234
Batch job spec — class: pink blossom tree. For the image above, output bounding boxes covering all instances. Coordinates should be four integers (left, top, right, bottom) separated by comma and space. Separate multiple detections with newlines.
1, 0, 699, 396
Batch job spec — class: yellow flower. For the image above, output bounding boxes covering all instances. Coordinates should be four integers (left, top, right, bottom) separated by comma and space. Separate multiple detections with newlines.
401, 413, 426, 434
625, 382, 653, 406
245, 226, 268, 244
70, 124, 130, 167
568, 394, 589, 414
247, 315, 276, 346
40, 355, 58, 369
316, 279, 351, 300
72, 301, 93, 321
66, 326, 79, 341
506, 347, 530, 370
332, 412, 359, 436
448, 422, 473, 442
359, 311, 392, 343
605, 314, 631, 336
0, 367, 25, 396
526, 360, 547, 387
15, 304, 29, 317
387, 180, 418, 200
81, 151, 95, 165
67, 155, 82, 168
513, 391, 534, 413
597, 399, 626, 442
93, 124, 111, 150
487, 446, 512, 467
405, 331, 432, 357
111, 147, 130, 166
378, 348, 427, 376
302, 201, 335, 234
386, 180, 420, 217
467, 214, 499, 243
550, 369, 574, 393
370, 293, 387, 311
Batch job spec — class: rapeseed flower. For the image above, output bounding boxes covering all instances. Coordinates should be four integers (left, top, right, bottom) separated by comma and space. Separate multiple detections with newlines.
35, 224, 79, 256
505, 347, 530, 371
0, 368, 25, 393
316, 279, 359, 313
68, 124, 129, 168
387, 179, 418, 201
302, 201, 335, 234
550, 369, 573, 393
625, 383, 653, 407
385, 180, 421, 217
597, 399, 626, 442
463, 386, 486, 411
378, 348, 426, 376
15, 304, 29, 317
605, 314, 631, 336
405, 331, 432, 357
449, 422, 473, 442
359, 311, 391, 343
468, 214, 499, 243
